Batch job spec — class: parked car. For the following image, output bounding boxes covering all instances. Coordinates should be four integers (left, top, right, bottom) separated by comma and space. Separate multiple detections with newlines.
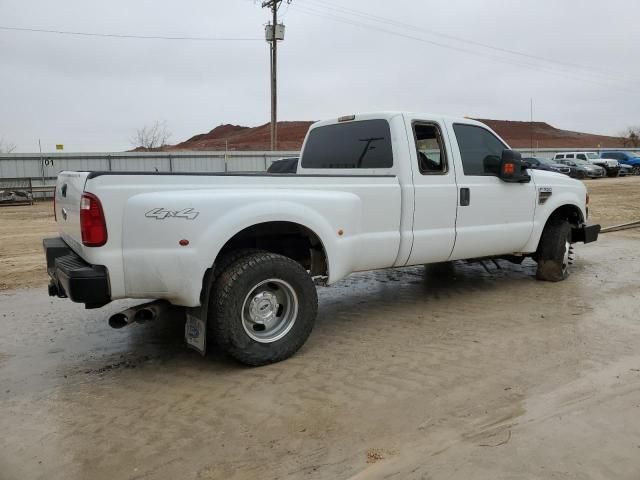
523, 157, 575, 177
619, 164, 634, 176
44, 112, 600, 365
600, 151, 640, 175
556, 158, 606, 178
267, 157, 299, 173
554, 152, 620, 177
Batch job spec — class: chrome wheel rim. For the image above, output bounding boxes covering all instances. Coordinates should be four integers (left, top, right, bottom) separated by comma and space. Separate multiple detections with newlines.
241, 279, 298, 343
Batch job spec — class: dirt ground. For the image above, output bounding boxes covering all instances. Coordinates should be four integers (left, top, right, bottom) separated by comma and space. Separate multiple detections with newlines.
0, 202, 56, 291
583, 176, 640, 227
1, 177, 640, 479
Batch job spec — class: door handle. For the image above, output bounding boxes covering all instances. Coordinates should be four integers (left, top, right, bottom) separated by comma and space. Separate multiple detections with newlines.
460, 188, 470, 206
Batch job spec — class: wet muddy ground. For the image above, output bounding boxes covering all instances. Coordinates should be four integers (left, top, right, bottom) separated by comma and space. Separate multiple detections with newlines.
1, 231, 640, 479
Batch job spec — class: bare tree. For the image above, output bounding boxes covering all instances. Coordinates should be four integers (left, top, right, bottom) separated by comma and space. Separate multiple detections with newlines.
0, 138, 17, 153
620, 126, 640, 148
130, 121, 172, 150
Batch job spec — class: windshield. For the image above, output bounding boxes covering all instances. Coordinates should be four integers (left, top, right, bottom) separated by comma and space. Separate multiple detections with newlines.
586, 153, 599, 159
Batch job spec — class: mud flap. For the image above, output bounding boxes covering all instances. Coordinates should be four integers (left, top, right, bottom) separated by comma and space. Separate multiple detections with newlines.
184, 269, 215, 356
185, 308, 206, 355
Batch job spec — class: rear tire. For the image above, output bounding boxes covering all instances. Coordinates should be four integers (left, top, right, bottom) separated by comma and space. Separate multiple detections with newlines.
213, 248, 261, 279
535, 220, 573, 282
633, 166, 640, 175
211, 252, 318, 366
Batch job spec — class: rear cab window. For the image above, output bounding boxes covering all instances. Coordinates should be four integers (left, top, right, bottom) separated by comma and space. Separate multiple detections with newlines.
301, 119, 393, 170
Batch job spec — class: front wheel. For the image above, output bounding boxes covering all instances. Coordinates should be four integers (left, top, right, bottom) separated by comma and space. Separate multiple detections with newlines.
211, 251, 318, 366
633, 166, 640, 175
535, 220, 573, 282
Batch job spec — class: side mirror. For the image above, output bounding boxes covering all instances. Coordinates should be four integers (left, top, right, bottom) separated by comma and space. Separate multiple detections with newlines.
499, 150, 531, 183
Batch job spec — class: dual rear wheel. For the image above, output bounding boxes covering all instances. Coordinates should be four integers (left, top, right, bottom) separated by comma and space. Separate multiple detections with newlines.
209, 251, 318, 366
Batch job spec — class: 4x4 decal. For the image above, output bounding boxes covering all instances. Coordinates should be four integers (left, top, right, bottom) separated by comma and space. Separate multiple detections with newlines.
145, 208, 200, 220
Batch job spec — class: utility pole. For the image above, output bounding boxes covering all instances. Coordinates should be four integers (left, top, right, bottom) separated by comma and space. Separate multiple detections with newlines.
530, 98, 534, 154
261, 0, 289, 151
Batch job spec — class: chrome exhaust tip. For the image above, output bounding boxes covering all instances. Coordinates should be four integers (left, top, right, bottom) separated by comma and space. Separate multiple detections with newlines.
108, 301, 169, 329
108, 313, 130, 329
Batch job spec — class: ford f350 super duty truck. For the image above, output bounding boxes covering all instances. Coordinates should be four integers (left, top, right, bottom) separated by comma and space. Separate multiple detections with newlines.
44, 112, 600, 365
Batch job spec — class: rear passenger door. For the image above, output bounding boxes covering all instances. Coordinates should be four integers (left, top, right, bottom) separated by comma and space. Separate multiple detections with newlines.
447, 122, 537, 259
406, 119, 458, 265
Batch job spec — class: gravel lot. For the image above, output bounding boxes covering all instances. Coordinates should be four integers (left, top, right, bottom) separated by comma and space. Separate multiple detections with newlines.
1, 177, 640, 479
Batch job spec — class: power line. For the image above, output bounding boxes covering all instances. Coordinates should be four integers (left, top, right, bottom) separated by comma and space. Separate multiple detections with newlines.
297, 0, 640, 85
291, 4, 638, 94
0, 25, 262, 41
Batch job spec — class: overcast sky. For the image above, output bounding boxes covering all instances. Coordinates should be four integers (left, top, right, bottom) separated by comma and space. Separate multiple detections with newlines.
1, 0, 639, 152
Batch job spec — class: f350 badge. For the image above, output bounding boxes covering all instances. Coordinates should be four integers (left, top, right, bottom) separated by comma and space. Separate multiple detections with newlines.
145, 207, 200, 220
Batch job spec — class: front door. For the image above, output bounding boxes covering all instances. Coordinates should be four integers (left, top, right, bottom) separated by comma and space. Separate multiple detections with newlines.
447, 122, 536, 260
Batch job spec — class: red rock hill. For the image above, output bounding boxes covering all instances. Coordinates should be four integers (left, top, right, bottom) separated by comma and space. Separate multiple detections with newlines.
156, 119, 626, 151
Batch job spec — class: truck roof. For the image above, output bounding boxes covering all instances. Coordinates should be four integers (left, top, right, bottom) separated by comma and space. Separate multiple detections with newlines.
310, 112, 488, 130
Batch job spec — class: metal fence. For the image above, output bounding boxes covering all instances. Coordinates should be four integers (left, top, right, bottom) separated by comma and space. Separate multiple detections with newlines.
0, 151, 299, 198
2, 148, 639, 199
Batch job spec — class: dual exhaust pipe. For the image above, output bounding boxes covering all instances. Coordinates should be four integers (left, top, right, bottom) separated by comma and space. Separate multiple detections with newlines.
108, 300, 169, 329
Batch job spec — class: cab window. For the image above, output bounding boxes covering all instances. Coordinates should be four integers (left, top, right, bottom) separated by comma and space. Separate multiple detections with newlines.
453, 124, 507, 176
413, 123, 447, 174
301, 120, 393, 169
576, 154, 587, 160
566, 154, 575, 159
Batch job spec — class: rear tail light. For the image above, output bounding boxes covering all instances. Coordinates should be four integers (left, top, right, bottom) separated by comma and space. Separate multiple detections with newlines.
586, 193, 590, 205
80, 192, 108, 247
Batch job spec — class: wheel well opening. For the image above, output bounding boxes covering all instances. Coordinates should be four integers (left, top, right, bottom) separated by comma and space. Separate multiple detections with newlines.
537, 205, 584, 254
216, 222, 328, 276
546, 205, 584, 228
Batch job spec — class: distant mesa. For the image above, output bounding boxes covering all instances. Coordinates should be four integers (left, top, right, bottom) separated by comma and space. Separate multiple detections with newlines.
475, 119, 626, 149
166, 121, 314, 152
136, 118, 626, 152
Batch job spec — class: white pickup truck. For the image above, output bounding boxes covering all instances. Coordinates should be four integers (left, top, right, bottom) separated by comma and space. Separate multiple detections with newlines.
44, 112, 600, 365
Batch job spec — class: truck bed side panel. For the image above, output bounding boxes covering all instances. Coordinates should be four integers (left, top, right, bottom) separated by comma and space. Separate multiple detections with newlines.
83, 174, 402, 306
